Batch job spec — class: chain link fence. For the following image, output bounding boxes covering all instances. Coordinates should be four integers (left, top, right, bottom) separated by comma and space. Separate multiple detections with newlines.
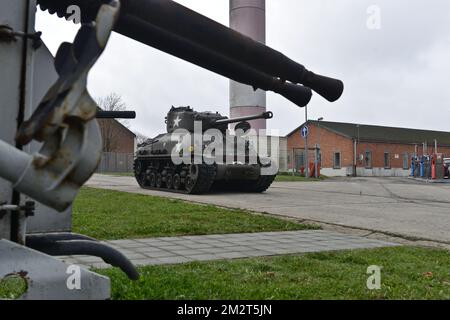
96, 152, 134, 173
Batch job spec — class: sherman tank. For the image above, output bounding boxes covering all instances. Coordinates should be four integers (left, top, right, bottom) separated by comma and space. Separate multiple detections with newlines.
134, 106, 277, 194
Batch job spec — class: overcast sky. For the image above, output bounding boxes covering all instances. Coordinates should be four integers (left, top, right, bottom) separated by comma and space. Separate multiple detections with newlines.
35, 0, 450, 138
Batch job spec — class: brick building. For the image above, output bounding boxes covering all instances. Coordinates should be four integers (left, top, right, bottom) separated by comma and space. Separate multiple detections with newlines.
286, 121, 450, 177
96, 119, 137, 173
97, 118, 136, 153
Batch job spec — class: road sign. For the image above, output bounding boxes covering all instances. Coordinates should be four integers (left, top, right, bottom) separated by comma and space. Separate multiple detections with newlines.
301, 126, 309, 139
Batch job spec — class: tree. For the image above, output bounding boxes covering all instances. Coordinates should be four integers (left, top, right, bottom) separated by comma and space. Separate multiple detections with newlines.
136, 132, 151, 147
97, 93, 130, 152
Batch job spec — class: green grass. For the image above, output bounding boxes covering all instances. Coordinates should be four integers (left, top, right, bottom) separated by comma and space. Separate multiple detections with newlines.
73, 187, 317, 240
98, 246, 450, 300
0, 275, 28, 300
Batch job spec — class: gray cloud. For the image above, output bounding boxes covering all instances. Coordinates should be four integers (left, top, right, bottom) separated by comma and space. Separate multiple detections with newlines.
35, 0, 450, 138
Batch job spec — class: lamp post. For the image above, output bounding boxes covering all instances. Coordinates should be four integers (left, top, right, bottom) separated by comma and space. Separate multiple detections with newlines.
304, 105, 308, 179
315, 117, 323, 178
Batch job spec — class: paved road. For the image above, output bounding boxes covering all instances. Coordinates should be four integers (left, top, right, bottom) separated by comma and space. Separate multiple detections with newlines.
87, 175, 450, 244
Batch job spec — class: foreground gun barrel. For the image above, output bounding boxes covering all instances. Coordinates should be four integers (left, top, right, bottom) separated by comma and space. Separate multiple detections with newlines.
37, 0, 343, 103
214, 111, 274, 126
117, 15, 312, 107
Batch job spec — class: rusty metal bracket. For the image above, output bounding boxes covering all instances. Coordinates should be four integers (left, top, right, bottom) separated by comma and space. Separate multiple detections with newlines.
17, 0, 120, 145
0, 1, 121, 212
0, 24, 42, 49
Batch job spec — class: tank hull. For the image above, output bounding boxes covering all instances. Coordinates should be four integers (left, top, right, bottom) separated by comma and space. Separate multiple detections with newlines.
134, 106, 277, 194
134, 155, 276, 194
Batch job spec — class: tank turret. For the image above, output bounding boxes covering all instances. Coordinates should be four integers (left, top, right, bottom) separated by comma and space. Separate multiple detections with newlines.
166, 106, 273, 133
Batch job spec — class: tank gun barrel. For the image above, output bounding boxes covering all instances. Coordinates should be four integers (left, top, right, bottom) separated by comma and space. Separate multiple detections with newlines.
214, 111, 273, 126
96, 111, 136, 119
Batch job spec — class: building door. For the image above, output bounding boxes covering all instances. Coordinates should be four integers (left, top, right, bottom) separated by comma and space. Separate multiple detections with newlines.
294, 149, 306, 171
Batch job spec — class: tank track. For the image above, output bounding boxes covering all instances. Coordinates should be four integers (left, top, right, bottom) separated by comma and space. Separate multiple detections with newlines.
134, 158, 216, 195
237, 174, 276, 193
212, 174, 276, 193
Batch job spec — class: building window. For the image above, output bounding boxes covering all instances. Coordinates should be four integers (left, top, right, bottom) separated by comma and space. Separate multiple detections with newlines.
403, 153, 409, 170
365, 151, 372, 168
333, 152, 341, 169
384, 152, 391, 169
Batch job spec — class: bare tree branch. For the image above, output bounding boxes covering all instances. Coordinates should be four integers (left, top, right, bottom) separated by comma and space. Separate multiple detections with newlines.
136, 132, 150, 147
96, 93, 130, 152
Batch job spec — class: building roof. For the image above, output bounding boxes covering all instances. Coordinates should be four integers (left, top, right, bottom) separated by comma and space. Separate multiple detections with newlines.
115, 119, 136, 137
287, 121, 450, 146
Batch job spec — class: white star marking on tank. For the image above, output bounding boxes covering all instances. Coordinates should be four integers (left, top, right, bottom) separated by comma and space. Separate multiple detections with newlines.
173, 116, 181, 127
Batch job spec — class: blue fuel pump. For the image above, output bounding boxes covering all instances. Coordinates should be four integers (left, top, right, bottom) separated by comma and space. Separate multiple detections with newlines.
420, 156, 425, 178
411, 157, 416, 176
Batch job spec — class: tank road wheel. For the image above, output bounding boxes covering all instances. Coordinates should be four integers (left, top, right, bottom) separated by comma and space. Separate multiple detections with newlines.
185, 176, 195, 193
134, 159, 147, 187
156, 174, 163, 188
184, 164, 216, 194
173, 174, 182, 190
149, 173, 157, 188
166, 174, 174, 189
190, 164, 199, 178
184, 165, 197, 193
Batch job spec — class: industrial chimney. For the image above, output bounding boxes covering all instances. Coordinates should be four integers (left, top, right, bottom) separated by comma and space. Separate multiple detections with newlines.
229, 0, 267, 131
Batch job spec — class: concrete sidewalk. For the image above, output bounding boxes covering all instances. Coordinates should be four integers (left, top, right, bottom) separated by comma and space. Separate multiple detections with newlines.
58, 230, 397, 269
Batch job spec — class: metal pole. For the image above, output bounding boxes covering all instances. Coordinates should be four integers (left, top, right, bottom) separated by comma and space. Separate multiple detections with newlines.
315, 118, 323, 179
315, 141, 318, 179
357, 124, 360, 143
304, 106, 308, 179
353, 140, 357, 177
